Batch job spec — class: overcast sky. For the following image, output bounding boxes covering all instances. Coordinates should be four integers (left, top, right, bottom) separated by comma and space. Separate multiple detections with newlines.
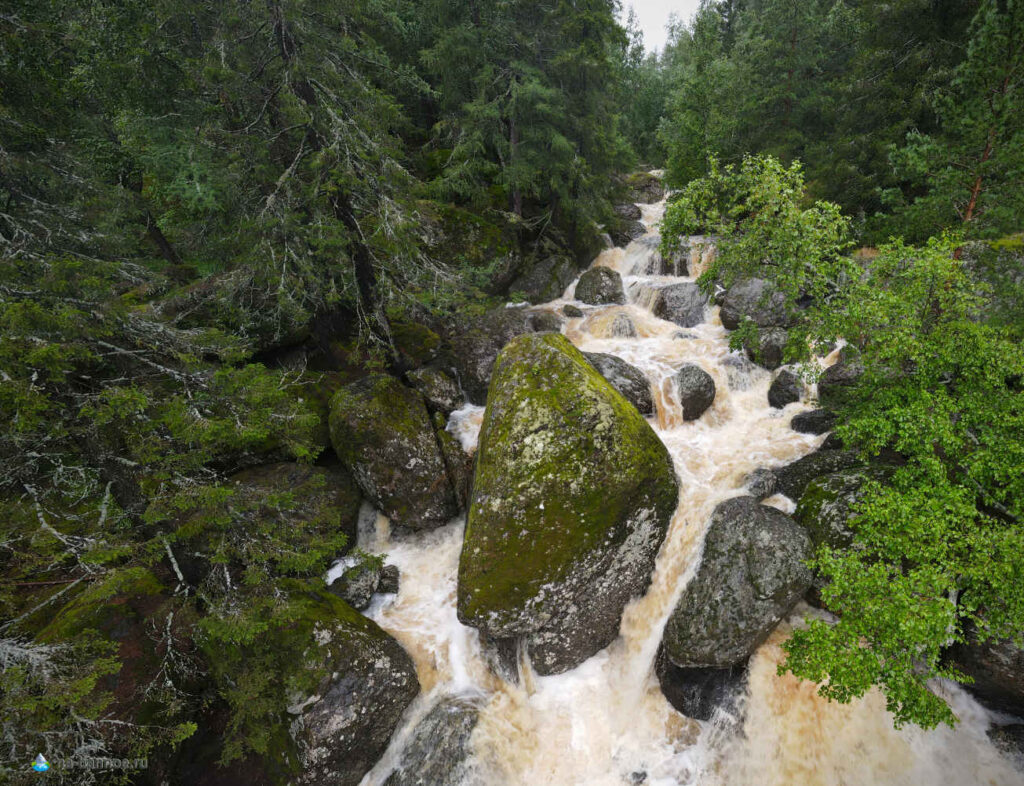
628, 0, 703, 53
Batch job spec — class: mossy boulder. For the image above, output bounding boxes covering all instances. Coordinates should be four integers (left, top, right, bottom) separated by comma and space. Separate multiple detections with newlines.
383, 698, 480, 786
794, 468, 883, 552
457, 333, 678, 675
391, 321, 442, 371
662, 496, 812, 668
583, 352, 654, 415
330, 375, 457, 529
623, 171, 665, 203
575, 266, 626, 305
266, 589, 420, 786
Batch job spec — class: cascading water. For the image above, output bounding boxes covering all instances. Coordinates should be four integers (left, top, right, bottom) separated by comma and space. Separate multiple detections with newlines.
351, 197, 1024, 786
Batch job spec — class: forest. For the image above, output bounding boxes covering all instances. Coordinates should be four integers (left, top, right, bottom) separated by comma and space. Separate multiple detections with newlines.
1, 0, 1022, 784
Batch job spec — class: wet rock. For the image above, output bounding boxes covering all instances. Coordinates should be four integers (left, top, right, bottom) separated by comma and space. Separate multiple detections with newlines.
946, 627, 1024, 717
774, 450, 863, 501
988, 725, 1024, 768
296, 594, 420, 786
563, 304, 584, 318
330, 375, 457, 529
790, 409, 837, 435
745, 468, 779, 500
675, 364, 716, 420
744, 327, 788, 370
817, 359, 863, 408
721, 354, 758, 391
583, 352, 654, 415
378, 565, 400, 595
794, 468, 884, 552
529, 310, 564, 333
614, 203, 643, 221
719, 278, 792, 331
509, 255, 578, 304
458, 333, 679, 675
611, 219, 647, 248
391, 321, 443, 372
672, 331, 697, 340
609, 312, 638, 338
768, 369, 801, 409
330, 564, 380, 610
433, 411, 474, 513
449, 307, 534, 403
575, 267, 626, 305
656, 647, 748, 721
653, 282, 707, 328
408, 366, 464, 416
662, 496, 812, 667
383, 698, 480, 786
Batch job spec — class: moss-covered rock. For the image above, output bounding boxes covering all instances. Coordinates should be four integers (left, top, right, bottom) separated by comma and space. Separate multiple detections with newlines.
794, 468, 882, 551
391, 321, 442, 371
623, 171, 665, 203
408, 365, 464, 416
457, 333, 678, 675
774, 449, 863, 500
662, 496, 812, 668
449, 307, 535, 403
509, 255, 578, 303
252, 588, 420, 786
330, 375, 457, 529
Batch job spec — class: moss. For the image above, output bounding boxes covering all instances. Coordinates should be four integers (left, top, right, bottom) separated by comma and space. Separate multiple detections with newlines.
40, 567, 164, 642
458, 333, 677, 623
390, 321, 441, 368
794, 467, 887, 550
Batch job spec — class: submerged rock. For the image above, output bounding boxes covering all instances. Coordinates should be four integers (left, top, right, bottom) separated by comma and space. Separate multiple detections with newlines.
383, 698, 480, 786
609, 312, 638, 338
330, 375, 457, 529
655, 647, 747, 721
653, 282, 707, 328
296, 593, 420, 786
408, 365, 464, 416
768, 369, 800, 409
575, 267, 626, 305
457, 333, 678, 675
662, 496, 812, 668
583, 352, 654, 415
675, 364, 716, 420
719, 278, 792, 331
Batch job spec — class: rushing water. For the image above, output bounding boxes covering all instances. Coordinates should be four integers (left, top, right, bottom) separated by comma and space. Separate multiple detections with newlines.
349, 198, 1023, 786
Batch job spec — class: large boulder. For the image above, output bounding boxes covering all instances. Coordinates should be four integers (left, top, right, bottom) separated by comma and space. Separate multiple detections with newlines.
662, 496, 812, 668
575, 266, 626, 305
774, 450, 863, 500
583, 352, 654, 415
655, 647, 747, 721
614, 203, 642, 221
623, 171, 665, 203
510, 255, 578, 304
946, 628, 1024, 717
383, 698, 480, 786
794, 468, 883, 552
457, 333, 679, 675
449, 307, 534, 403
295, 592, 420, 786
676, 364, 716, 420
330, 375, 457, 529
433, 411, 474, 513
768, 369, 800, 409
719, 279, 792, 331
653, 283, 707, 328
611, 219, 647, 248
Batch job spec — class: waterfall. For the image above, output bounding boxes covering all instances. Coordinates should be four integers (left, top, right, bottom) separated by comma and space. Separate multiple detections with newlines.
354, 199, 1022, 786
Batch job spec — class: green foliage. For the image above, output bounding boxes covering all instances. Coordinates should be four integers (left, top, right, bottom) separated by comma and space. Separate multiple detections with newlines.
783, 236, 1024, 727
661, 154, 854, 356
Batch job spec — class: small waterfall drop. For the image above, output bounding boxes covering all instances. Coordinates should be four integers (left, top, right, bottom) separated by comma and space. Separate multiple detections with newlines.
354, 195, 1023, 786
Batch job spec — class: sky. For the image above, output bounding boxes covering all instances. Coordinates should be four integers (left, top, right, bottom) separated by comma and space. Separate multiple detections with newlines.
627, 0, 702, 53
